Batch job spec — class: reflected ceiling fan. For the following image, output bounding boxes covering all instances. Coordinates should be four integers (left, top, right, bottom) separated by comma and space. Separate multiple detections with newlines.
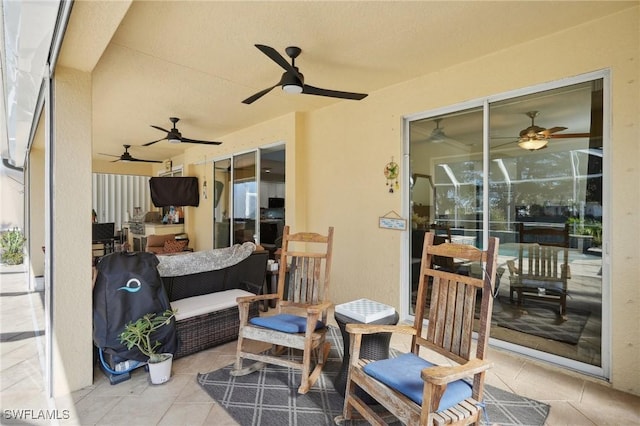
100, 144, 162, 163
427, 119, 452, 143
496, 111, 590, 151
242, 44, 368, 104
143, 117, 222, 146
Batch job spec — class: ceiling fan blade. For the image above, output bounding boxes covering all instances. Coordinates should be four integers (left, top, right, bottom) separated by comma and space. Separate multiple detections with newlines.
130, 157, 163, 163
242, 84, 279, 104
151, 125, 170, 133
302, 84, 367, 100
179, 137, 222, 145
538, 126, 568, 137
492, 140, 518, 148
255, 44, 298, 76
99, 153, 120, 158
548, 132, 591, 139
142, 136, 168, 147
543, 126, 568, 135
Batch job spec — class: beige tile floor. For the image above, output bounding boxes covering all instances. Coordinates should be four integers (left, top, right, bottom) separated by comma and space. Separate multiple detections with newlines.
1, 269, 639, 425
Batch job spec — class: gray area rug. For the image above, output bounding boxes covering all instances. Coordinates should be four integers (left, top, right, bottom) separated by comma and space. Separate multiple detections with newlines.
197, 326, 549, 425
493, 299, 590, 344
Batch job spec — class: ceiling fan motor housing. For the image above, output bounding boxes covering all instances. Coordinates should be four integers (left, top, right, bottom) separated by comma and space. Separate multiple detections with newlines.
281, 68, 304, 93
520, 125, 546, 139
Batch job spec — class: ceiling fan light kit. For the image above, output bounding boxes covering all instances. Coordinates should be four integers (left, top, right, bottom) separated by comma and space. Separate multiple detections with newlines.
283, 83, 303, 94
516, 111, 563, 150
494, 110, 586, 151
518, 137, 548, 151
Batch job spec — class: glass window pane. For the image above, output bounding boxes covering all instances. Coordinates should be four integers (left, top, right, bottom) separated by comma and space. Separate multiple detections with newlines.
213, 158, 231, 248
233, 152, 257, 244
489, 80, 603, 367
409, 107, 483, 315
408, 78, 604, 372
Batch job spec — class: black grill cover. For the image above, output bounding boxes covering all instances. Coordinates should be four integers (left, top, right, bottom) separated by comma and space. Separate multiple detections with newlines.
149, 177, 199, 207
93, 251, 178, 362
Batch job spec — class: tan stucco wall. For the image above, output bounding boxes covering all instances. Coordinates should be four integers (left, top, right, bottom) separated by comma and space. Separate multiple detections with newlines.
51, 66, 94, 395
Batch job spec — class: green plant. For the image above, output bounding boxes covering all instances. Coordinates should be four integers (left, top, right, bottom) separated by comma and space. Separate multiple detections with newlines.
566, 217, 602, 246
118, 309, 177, 363
0, 228, 26, 265
585, 220, 602, 246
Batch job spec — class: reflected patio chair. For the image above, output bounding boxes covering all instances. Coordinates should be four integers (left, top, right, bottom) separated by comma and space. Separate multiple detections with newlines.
508, 223, 570, 317
231, 226, 334, 394
337, 233, 499, 425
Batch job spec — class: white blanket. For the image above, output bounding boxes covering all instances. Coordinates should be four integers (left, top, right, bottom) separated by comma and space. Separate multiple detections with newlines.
156, 242, 256, 277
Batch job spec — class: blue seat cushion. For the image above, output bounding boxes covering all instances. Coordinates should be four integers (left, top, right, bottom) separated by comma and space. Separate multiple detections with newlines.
249, 313, 325, 333
363, 353, 473, 412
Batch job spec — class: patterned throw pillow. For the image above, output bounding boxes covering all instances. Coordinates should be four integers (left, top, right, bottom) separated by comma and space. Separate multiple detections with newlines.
163, 239, 187, 253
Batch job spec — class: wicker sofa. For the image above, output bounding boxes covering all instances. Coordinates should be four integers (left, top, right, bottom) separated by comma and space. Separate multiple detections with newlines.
156, 243, 268, 358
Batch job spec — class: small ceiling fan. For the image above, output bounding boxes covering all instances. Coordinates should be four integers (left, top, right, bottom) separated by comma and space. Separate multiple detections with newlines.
426, 119, 450, 143
99, 144, 162, 163
242, 44, 368, 104
496, 111, 590, 150
143, 117, 222, 146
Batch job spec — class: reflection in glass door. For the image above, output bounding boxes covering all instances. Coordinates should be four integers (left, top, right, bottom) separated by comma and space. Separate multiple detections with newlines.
408, 77, 605, 374
213, 145, 286, 250
213, 158, 231, 248
232, 152, 257, 245
409, 107, 484, 313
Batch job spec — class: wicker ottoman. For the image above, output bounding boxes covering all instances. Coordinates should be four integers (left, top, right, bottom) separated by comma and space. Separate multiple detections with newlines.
174, 303, 258, 359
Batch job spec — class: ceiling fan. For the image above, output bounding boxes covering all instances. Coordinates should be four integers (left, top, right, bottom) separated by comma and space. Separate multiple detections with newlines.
496, 111, 590, 151
100, 144, 162, 163
242, 44, 368, 104
143, 117, 222, 146
427, 119, 451, 143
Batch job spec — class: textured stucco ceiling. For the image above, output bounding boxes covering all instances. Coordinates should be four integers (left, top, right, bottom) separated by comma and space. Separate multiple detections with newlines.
53, 1, 635, 163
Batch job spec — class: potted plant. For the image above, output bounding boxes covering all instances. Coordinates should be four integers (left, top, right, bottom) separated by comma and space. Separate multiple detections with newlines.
0, 228, 26, 265
118, 309, 177, 384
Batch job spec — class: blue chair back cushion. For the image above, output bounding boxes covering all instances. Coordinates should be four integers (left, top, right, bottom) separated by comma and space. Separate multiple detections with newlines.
249, 313, 325, 333
363, 353, 472, 412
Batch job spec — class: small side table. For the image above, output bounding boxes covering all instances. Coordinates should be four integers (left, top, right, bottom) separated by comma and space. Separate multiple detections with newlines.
333, 306, 399, 403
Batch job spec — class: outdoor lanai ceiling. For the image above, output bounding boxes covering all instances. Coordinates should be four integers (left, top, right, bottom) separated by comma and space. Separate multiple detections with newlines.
49, 1, 636, 164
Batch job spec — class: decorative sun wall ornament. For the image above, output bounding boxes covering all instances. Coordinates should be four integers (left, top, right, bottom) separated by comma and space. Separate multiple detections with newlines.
384, 158, 399, 193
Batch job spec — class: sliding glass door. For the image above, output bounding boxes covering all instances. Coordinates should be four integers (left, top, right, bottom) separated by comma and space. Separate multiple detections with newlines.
212, 145, 286, 250
407, 75, 606, 375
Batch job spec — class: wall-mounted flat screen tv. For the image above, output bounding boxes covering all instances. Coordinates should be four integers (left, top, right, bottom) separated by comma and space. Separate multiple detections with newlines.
268, 197, 284, 208
149, 177, 200, 207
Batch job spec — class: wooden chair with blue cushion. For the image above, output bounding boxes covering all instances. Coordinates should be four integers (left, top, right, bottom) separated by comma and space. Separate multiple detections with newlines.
231, 225, 334, 394
337, 233, 499, 425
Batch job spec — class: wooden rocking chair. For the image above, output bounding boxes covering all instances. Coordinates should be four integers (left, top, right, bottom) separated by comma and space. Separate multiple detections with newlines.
231, 226, 334, 394
337, 233, 499, 425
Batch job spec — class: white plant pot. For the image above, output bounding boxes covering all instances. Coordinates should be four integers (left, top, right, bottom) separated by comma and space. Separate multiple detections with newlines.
148, 353, 173, 384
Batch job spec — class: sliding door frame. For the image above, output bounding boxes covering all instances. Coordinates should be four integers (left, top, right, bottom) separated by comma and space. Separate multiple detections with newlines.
402, 69, 610, 379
